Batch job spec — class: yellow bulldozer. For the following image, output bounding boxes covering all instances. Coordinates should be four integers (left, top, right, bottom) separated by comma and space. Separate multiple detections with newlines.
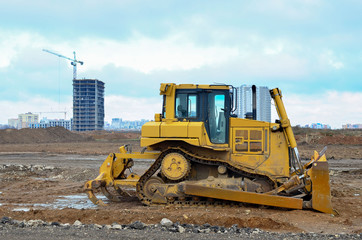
85, 83, 335, 214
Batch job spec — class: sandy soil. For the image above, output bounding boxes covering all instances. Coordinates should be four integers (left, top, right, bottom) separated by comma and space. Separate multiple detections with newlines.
0, 128, 361, 235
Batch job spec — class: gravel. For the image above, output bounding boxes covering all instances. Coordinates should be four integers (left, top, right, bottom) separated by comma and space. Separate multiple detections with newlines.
0, 216, 360, 240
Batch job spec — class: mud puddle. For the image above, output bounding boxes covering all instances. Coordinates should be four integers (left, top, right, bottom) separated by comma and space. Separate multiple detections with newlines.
4, 194, 108, 212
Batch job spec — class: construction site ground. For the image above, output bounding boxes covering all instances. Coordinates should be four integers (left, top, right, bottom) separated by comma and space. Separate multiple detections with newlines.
0, 127, 361, 237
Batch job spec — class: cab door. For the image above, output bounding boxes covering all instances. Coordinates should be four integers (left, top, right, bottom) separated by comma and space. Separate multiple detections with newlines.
205, 90, 230, 144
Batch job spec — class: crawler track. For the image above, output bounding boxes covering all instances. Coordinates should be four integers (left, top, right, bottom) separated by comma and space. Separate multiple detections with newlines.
136, 147, 276, 206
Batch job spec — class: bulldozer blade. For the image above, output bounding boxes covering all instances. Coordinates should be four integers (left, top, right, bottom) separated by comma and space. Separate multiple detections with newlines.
184, 183, 303, 210
309, 160, 336, 214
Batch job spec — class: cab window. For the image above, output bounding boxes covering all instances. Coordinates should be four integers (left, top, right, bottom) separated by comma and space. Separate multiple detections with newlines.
175, 93, 197, 118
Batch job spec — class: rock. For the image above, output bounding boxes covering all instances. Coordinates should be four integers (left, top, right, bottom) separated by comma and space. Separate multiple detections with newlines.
244, 227, 253, 234
16, 165, 24, 171
33, 165, 44, 171
231, 224, 238, 229
73, 220, 82, 227
51, 222, 60, 226
178, 225, 185, 233
93, 224, 102, 229
210, 226, 220, 232
61, 223, 70, 229
245, 209, 251, 214
160, 218, 173, 227
203, 223, 211, 228
168, 227, 178, 232
27, 219, 45, 227
130, 221, 146, 230
183, 214, 188, 219
111, 224, 122, 230
44, 166, 55, 170
183, 223, 193, 228
105, 225, 112, 230
0, 216, 10, 224
18, 221, 25, 228
12, 220, 21, 226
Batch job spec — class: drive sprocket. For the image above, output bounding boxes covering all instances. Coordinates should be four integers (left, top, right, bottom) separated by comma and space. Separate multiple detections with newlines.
161, 152, 191, 181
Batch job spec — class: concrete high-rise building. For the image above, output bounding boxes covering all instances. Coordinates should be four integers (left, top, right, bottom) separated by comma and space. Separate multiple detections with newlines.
73, 79, 104, 131
236, 85, 271, 122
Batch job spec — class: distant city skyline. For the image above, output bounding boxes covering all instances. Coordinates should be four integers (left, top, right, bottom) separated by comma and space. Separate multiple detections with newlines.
4, 109, 360, 130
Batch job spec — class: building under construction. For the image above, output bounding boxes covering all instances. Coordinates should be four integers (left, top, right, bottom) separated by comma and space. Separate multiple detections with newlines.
72, 79, 104, 131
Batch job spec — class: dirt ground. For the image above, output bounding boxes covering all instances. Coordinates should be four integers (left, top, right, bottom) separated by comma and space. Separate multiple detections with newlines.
0, 127, 361, 234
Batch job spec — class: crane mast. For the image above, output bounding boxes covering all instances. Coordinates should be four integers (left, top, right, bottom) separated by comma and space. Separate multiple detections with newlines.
43, 49, 84, 80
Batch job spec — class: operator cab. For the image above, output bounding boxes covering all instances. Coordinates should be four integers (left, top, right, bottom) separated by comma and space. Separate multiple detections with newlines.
173, 87, 231, 144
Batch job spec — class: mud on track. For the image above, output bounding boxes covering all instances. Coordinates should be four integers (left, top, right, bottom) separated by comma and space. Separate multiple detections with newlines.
0, 152, 361, 234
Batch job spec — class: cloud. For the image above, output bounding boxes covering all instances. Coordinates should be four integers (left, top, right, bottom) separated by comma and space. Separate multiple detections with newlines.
0, 29, 240, 75
319, 50, 345, 70
251, 0, 322, 20
274, 91, 362, 128
105, 95, 161, 122
78, 32, 240, 74
0, 31, 40, 68
0, 96, 72, 123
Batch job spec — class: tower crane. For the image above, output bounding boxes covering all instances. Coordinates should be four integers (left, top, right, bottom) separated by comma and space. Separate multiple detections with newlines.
43, 49, 84, 80
34, 111, 68, 119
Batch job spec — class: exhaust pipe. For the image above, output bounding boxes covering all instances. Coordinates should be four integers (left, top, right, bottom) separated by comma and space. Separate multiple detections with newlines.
252, 85, 257, 120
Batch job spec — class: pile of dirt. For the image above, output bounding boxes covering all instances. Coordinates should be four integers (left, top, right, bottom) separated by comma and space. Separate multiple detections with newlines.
294, 128, 362, 146
79, 130, 141, 141
0, 127, 91, 144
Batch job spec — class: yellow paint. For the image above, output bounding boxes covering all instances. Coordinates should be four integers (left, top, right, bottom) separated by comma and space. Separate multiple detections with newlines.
161, 152, 190, 180
161, 121, 188, 137
114, 152, 160, 159
142, 121, 161, 137
184, 183, 303, 209
229, 119, 289, 178
308, 159, 335, 214
141, 120, 229, 149
270, 88, 297, 148
141, 137, 200, 147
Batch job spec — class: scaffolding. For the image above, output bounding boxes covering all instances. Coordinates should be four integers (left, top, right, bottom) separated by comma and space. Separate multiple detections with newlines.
73, 79, 105, 131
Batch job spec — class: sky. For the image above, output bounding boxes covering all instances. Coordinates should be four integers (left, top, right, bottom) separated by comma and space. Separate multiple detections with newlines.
0, 0, 361, 129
